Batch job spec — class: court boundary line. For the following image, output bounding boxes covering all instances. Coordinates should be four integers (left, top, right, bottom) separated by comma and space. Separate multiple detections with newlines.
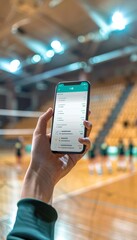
54, 170, 137, 203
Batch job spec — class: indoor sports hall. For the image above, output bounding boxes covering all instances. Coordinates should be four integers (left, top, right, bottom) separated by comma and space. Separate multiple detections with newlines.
0, 1, 137, 239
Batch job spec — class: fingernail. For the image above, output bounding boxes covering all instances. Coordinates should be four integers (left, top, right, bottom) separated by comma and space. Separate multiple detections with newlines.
84, 120, 88, 125
84, 120, 88, 123
79, 137, 84, 141
85, 121, 91, 128
48, 108, 53, 113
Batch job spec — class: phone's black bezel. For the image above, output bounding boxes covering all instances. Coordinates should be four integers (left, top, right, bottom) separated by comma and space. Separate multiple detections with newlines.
50, 80, 90, 154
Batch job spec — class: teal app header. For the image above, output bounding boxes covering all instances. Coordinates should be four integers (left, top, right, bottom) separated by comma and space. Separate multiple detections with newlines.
57, 81, 88, 92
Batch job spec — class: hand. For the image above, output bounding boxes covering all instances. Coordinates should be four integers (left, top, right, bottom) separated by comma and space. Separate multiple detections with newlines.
21, 108, 92, 203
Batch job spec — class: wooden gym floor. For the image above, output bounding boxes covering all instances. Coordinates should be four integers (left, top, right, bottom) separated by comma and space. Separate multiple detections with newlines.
0, 150, 137, 240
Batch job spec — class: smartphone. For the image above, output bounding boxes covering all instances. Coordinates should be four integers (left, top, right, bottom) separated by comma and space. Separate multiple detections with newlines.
51, 80, 90, 154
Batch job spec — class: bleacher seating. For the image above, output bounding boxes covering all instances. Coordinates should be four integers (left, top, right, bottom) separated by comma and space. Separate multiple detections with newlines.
89, 83, 125, 141
106, 83, 137, 146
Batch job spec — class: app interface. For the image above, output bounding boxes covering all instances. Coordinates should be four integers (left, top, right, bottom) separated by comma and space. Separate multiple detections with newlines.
51, 82, 89, 152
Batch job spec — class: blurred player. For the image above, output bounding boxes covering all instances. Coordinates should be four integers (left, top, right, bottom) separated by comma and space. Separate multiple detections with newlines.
100, 141, 112, 174
128, 139, 135, 172
88, 143, 102, 175
15, 136, 24, 172
117, 139, 126, 171
88, 142, 96, 174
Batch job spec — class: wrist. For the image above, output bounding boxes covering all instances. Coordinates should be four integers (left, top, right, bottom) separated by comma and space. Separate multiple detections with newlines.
21, 168, 54, 204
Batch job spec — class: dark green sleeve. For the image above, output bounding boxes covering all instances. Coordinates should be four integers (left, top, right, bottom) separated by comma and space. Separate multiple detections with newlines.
7, 198, 58, 240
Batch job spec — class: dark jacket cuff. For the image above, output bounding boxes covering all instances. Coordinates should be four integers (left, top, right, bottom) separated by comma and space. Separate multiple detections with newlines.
7, 198, 58, 240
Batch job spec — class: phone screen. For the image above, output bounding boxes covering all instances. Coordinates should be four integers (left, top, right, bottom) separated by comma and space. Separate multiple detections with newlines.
51, 81, 90, 153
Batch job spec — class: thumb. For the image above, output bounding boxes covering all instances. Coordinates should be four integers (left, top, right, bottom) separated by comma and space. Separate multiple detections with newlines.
34, 108, 53, 135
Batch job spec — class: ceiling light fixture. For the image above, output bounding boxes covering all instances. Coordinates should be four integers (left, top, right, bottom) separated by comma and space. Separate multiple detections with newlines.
46, 49, 55, 58
51, 40, 64, 53
49, 0, 64, 8
31, 54, 41, 63
9, 59, 21, 72
111, 11, 127, 30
